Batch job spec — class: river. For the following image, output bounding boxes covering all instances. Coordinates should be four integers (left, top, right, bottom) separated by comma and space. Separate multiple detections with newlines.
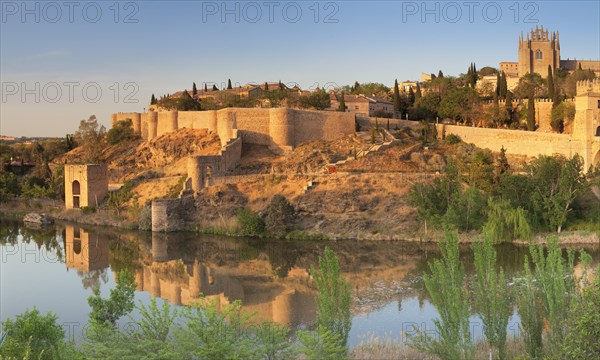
0, 219, 597, 349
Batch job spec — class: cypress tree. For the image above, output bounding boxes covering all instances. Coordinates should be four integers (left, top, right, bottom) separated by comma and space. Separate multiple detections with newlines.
505, 91, 513, 122
415, 83, 422, 99
527, 92, 536, 131
150, 94, 156, 105
393, 79, 401, 114
408, 87, 415, 106
471, 63, 478, 88
496, 73, 501, 96
354, 81, 360, 93
279, 80, 284, 91
338, 91, 346, 112
204, 83, 208, 92
547, 65, 555, 102
192, 82, 197, 96
438, 70, 444, 78
264, 82, 269, 91
227, 79, 233, 90
212, 84, 218, 91
578, 63, 582, 70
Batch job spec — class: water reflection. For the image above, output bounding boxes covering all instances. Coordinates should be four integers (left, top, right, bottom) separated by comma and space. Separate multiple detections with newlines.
1, 219, 598, 346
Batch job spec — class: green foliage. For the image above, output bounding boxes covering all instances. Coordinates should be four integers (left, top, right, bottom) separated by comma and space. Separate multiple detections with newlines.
527, 96, 536, 131
556, 266, 600, 359
411, 92, 441, 120
445, 134, 461, 144
338, 91, 346, 112
526, 155, 586, 232
311, 247, 352, 346
471, 235, 511, 360
107, 119, 136, 145
0, 171, 21, 201
138, 206, 152, 231
107, 181, 135, 216
87, 269, 136, 327
297, 327, 348, 360
74, 115, 106, 163
174, 299, 258, 359
236, 208, 265, 236
528, 237, 578, 348
445, 187, 487, 231
438, 86, 479, 123
550, 101, 575, 133
263, 195, 296, 237
482, 197, 531, 243
157, 94, 201, 111
300, 88, 331, 110
411, 231, 473, 359
81, 206, 96, 214
135, 298, 178, 342
516, 257, 544, 359
0, 309, 66, 360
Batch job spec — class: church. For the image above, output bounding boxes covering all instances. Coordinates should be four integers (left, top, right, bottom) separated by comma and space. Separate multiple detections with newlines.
500, 26, 600, 78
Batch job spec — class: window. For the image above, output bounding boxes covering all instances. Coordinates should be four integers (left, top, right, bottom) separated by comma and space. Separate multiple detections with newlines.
535, 50, 543, 60
597, 100, 600, 109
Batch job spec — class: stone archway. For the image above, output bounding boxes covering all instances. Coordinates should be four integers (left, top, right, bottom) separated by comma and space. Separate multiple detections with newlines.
595, 126, 600, 137
72, 180, 80, 208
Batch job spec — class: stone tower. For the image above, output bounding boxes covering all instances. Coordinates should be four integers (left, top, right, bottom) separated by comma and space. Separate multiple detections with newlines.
573, 79, 600, 169
518, 25, 560, 77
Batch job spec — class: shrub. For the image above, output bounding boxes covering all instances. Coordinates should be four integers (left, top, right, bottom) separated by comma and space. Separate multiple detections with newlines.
236, 208, 265, 236
0, 308, 65, 360
81, 206, 96, 214
445, 134, 461, 144
263, 195, 296, 237
107, 119, 136, 145
138, 205, 152, 231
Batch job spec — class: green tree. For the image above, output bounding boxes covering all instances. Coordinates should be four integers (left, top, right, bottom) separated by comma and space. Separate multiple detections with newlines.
310, 247, 352, 346
472, 235, 511, 360
263, 195, 296, 236
150, 93, 157, 105
300, 88, 331, 110
393, 79, 401, 114
556, 266, 600, 359
204, 83, 208, 92
87, 269, 136, 327
227, 79, 233, 90
408, 86, 415, 106
517, 257, 544, 359
338, 91, 346, 112
192, 82, 197, 96
236, 208, 265, 236
527, 155, 586, 232
527, 95, 536, 131
107, 119, 136, 145
0, 309, 69, 360
550, 101, 575, 133
438, 87, 479, 123
547, 65, 555, 100
212, 84, 218, 91
415, 82, 422, 99
74, 115, 106, 163
411, 231, 473, 360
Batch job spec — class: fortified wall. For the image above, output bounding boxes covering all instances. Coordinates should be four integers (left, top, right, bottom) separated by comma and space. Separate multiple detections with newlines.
111, 108, 355, 154
437, 79, 600, 169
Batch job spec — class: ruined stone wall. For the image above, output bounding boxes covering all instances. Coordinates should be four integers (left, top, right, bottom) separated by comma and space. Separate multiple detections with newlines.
151, 197, 195, 232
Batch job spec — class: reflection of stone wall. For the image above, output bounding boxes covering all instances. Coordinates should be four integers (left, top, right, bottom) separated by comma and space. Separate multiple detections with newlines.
64, 225, 109, 271
134, 258, 316, 325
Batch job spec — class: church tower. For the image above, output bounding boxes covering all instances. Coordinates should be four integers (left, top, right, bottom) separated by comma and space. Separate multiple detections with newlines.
518, 25, 560, 77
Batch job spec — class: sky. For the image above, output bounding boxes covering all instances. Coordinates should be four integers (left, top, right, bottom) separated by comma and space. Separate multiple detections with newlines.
1, 0, 599, 137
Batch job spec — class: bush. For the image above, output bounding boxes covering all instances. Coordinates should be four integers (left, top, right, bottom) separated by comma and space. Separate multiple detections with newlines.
0, 308, 65, 360
263, 195, 296, 237
445, 134, 461, 144
81, 206, 96, 214
107, 119, 136, 145
138, 206, 152, 231
236, 208, 265, 236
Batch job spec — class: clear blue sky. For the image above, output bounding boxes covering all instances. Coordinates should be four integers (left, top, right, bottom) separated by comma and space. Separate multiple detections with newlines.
1, 0, 599, 137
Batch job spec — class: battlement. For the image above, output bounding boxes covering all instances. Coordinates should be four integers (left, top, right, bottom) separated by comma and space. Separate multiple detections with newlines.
576, 79, 600, 96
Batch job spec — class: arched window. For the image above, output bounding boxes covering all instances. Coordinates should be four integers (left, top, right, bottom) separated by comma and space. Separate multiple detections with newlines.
535, 50, 543, 60
72, 180, 81, 208
595, 126, 600, 137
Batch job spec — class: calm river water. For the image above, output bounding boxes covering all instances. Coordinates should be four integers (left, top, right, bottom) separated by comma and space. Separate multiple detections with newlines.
1, 219, 597, 348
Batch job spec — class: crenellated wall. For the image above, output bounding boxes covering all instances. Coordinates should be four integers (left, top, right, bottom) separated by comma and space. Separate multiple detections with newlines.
111, 108, 355, 153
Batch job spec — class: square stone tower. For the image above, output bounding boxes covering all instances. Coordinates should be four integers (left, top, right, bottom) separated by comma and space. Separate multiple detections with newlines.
573, 79, 600, 169
518, 25, 560, 77
64, 164, 108, 209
